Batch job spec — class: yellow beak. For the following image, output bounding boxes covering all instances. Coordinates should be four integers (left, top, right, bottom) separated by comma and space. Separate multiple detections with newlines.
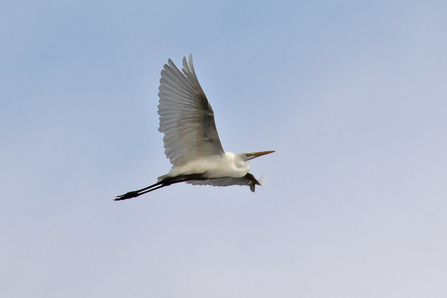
250, 150, 275, 158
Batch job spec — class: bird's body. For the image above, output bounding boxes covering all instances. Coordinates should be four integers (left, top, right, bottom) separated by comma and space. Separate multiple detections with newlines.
115, 55, 274, 200
160, 152, 249, 180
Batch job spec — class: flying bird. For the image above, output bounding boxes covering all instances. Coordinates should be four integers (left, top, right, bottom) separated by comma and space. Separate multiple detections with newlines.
115, 55, 274, 200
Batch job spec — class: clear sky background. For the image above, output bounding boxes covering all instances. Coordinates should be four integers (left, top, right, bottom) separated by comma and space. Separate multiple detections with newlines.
2, 0, 447, 297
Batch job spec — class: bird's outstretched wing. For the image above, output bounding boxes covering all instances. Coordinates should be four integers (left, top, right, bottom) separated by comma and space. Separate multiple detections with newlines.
186, 173, 264, 192
158, 55, 224, 166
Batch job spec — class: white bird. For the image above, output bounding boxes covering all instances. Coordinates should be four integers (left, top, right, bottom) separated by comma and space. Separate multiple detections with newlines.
115, 55, 274, 200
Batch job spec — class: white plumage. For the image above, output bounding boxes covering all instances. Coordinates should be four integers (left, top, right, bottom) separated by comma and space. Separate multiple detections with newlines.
158, 55, 224, 166
115, 55, 274, 200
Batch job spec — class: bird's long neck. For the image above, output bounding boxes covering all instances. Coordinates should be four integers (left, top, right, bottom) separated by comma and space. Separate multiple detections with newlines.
233, 152, 250, 173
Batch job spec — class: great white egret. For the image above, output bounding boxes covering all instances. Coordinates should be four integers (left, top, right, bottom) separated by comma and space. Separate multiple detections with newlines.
115, 55, 274, 200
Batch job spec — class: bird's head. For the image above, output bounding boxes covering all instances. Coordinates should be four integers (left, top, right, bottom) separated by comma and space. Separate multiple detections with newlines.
241, 150, 275, 162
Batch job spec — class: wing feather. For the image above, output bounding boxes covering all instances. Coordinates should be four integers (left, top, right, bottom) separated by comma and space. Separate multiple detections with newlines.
158, 55, 224, 166
186, 173, 263, 192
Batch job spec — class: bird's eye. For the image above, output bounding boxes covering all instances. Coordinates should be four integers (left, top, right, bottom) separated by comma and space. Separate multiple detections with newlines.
246, 153, 251, 157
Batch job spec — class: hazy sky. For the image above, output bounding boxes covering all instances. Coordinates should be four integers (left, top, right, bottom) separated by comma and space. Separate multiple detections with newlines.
2, 1, 447, 297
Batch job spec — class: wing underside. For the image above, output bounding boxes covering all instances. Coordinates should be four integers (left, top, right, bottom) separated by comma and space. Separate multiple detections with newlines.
187, 173, 264, 192
158, 55, 224, 166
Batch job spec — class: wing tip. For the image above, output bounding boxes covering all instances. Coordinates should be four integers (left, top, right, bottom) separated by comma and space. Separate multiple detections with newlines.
182, 54, 194, 74
259, 174, 265, 186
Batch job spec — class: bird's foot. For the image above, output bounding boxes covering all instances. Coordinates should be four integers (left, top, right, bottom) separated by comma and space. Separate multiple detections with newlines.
114, 191, 138, 201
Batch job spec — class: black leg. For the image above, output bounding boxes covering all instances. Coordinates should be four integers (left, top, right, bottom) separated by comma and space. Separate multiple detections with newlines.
114, 181, 162, 201
114, 173, 208, 201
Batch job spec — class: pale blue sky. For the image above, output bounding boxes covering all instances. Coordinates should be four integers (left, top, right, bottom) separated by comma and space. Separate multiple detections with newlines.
2, 0, 447, 297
